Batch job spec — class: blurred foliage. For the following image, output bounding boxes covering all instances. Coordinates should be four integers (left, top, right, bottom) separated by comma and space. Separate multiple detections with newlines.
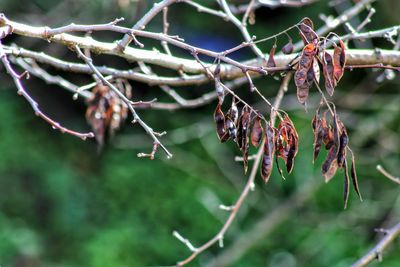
0, 0, 399, 267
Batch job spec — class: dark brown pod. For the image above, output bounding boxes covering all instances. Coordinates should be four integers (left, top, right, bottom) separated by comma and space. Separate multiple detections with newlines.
251, 116, 263, 147
261, 122, 275, 183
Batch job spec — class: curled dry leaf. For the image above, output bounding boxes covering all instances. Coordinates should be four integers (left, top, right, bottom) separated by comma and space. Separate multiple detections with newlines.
86, 84, 128, 147
251, 116, 263, 147
261, 122, 275, 183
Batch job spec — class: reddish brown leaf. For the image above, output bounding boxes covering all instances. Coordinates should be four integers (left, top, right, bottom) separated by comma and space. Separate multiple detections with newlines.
261, 122, 275, 183
251, 116, 263, 147
241, 106, 251, 174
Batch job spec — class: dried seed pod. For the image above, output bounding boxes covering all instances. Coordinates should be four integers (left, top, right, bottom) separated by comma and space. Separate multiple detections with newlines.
215, 80, 225, 104
281, 37, 294, 54
251, 116, 263, 147
350, 152, 362, 201
226, 118, 237, 141
274, 127, 286, 179
313, 58, 320, 84
295, 43, 317, 104
323, 155, 338, 183
261, 122, 275, 183
240, 106, 251, 174
299, 17, 318, 44
275, 115, 299, 174
333, 40, 346, 83
312, 114, 324, 163
343, 158, 351, 209
214, 103, 226, 141
86, 84, 128, 147
337, 121, 348, 168
322, 51, 336, 96
236, 113, 244, 149
267, 44, 277, 75
322, 146, 339, 181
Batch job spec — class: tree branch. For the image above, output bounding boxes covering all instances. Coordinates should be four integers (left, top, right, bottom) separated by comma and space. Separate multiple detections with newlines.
351, 222, 400, 267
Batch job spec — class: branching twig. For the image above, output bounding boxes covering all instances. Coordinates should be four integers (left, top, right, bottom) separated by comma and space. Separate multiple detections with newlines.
351, 222, 400, 267
0, 41, 94, 140
74, 45, 172, 158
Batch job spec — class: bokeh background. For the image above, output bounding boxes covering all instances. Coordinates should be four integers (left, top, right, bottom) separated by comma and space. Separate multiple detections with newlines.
0, 0, 399, 266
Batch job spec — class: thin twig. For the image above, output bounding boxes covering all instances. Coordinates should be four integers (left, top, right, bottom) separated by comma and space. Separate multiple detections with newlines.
376, 165, 400, 185
0, 41, 94, 140
74, 45, 172, 158
351, 222, 400, 267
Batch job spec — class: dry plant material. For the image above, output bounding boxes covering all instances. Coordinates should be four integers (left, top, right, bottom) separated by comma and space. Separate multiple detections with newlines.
240, 106, 251, 174
214, 103, 226, 141
275, 114, 299, 175
251, 116, 263, 147
86, 84, 128, 147
281, 36, 294, 54
267, 44, 277, 75
311, 104, 362, 208
261, 121, 276, 183
298, 17, 318, 45
295, 42, 318, 104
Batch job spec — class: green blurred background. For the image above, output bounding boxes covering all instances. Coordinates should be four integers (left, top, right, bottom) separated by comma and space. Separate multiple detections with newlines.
0, 0, 399, 266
